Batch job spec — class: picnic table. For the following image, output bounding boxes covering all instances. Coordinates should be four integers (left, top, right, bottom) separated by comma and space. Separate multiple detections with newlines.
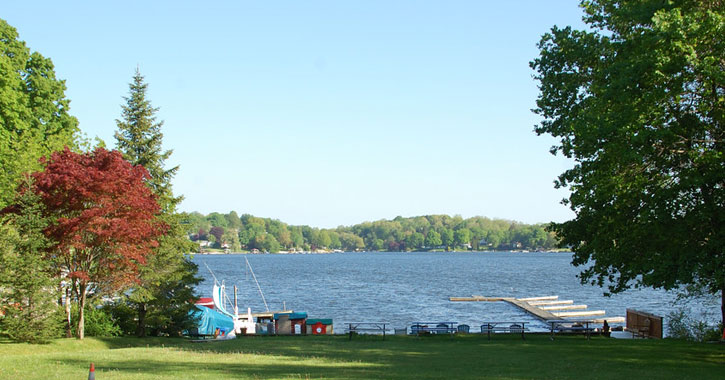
344, 322, 389, 340
546, 320, 596, 340
410, 322, 458, 336
480, 322, 529, 340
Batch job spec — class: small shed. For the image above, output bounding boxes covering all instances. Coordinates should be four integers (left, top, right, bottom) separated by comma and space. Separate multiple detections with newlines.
306, 319, 333, 335
274, 312, 308, 335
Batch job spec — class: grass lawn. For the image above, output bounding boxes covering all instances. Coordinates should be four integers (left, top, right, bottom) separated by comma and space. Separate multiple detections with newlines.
0, 334, 722, 379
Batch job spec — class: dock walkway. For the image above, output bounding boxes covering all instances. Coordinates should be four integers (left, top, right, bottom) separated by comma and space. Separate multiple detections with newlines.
449, 295, 624, 324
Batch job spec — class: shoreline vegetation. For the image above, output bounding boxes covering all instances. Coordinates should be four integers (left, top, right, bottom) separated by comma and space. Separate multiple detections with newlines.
196, 248, 573, 255
184, 212, 561, 254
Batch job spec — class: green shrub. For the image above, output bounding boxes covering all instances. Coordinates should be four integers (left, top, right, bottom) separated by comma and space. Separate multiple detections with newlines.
0, 304, 64, 343
666, 310, 692, 340
103, 301, 137, 336
702, 323, 723, 342
666, 309, 721, 342
71, 304, 121, 337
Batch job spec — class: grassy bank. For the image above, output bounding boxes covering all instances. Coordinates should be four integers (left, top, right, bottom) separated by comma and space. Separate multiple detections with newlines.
1, 334, 722, 379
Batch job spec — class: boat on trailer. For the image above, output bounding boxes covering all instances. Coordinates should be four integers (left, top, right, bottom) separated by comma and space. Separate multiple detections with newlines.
199, 257, 295, 337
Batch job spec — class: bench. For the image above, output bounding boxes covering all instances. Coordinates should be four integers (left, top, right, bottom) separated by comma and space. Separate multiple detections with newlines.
410, 322, 458, 336
546, 320, 595, 340
628, 318, 651, 338
628, 325, 651, 338
344, 322, 389, 340
480, 322, 529, 340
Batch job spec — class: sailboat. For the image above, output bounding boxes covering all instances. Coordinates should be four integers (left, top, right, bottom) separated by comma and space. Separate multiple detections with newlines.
211, 282, 256, 335
203, 256, 292, 336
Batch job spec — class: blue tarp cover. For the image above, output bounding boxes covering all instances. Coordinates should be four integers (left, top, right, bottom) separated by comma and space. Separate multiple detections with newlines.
190, 306, 235, 335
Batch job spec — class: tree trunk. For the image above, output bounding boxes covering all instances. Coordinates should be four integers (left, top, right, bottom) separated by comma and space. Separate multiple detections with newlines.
136, 302, 147, 337
64, 287, 72, 338
721, 288, 724, 337
77, 283, 86, 340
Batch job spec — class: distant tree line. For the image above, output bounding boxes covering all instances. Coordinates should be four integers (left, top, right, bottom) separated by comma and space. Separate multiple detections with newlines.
184, 212, 559, 253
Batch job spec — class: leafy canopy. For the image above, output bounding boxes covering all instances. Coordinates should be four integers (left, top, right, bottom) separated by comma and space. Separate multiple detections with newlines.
32, 147, 165, 338
0, 18, 79, 208
531, 0, 724, 306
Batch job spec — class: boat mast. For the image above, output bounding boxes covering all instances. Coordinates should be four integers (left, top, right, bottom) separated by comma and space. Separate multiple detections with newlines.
245, 256, 270, 312
204, 261, 237, 317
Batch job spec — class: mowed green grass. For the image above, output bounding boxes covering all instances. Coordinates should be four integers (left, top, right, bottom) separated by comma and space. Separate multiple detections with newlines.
0, 334, 722, 379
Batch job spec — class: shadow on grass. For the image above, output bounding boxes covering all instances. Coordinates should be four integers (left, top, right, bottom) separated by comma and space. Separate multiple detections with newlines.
16, 334, 725, 379
58, 356, 384, 380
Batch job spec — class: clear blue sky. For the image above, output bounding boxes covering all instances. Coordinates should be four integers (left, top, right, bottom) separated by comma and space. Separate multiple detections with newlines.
4, 1, 586, 228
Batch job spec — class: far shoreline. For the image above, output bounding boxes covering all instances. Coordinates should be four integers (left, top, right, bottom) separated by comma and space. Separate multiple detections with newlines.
194, 249, 573, 255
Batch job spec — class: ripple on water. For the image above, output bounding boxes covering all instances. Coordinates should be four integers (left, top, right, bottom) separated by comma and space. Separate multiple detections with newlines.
193, 251, 718, 333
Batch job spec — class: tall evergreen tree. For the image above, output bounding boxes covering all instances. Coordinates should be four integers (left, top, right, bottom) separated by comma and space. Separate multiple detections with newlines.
115, 68, 179, 211
114, 69, 200, 337
0, 178, 62, 343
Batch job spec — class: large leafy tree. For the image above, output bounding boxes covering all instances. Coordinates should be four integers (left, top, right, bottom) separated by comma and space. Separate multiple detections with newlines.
531, 0, 724, 324
425, 230, 442, 248
32, 147, 164, 339
115, 69, 199, 336
0, 19, 79, 208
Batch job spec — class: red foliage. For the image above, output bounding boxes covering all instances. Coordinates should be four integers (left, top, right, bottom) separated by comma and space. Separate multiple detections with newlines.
32, 147, 166, 293
209, 226, 224, 243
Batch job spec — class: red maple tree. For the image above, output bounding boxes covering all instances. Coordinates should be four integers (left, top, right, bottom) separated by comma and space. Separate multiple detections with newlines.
32, 147, 165, 339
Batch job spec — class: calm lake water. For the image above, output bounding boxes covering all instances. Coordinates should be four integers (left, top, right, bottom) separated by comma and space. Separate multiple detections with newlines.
191, 251, 717, 333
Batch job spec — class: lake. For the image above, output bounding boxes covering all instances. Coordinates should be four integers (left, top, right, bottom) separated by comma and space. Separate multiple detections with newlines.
191, 251, 717, 333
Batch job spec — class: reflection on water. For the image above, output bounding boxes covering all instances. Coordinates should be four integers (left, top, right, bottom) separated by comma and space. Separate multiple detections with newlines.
192, 251, 717, 333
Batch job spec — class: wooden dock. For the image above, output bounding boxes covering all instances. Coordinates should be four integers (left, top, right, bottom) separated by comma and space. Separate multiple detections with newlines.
553, 310, 606, 317
449, 295, 623, 324
506, 298, 559, 320
528, 300, 574, 306
449, 296, 506, 302
540, 304, 587, 311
